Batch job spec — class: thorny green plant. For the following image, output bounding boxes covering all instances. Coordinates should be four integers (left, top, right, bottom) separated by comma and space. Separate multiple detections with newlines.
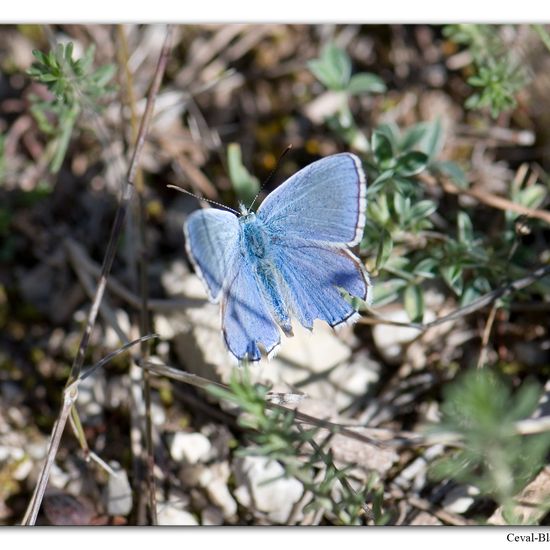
428, 369, 550, 524
443, 25, 528, 118
207, 368, 389, 525
27, 42, 115, 173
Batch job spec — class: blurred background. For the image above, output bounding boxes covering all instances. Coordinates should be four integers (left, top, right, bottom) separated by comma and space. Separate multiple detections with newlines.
0, 24, 549, 526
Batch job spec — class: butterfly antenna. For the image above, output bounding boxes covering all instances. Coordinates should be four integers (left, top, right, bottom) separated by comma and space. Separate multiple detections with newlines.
167, 185, 240, 216
248, 144, 293, 211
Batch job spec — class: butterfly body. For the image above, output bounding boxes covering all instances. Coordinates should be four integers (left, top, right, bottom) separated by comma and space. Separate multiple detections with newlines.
184, 153, 371, 362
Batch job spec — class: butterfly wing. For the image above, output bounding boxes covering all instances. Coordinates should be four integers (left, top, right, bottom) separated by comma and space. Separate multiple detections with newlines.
184, 209, 240, 303
257, 153, 366, 246
222, 259, 281, 362
273, 238, 371, 330
185, 207, 281, 362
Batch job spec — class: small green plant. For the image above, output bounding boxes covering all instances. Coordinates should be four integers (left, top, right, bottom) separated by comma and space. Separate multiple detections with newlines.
308, 42, 386, 151
227, 143, 260, 207
308, 39, 549, 324
428, 369, 549, 523
443, 25, 528, 118
207, 368, 387, 525
27, 42, 115, 173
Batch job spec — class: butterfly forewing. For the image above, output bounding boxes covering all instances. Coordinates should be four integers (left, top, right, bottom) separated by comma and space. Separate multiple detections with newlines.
257, 153, 366, 247
184, 209, 240, 303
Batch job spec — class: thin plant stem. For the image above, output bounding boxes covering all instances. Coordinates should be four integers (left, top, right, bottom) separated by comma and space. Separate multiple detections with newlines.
533, 25, 550, 53
476, 301, 499, 369
22, 25, 174, 526
116, 23, 170, 525
428, 173, 550, 225
359, 263, 550, 332
67, 24, 173, 385
21, 380, 79, 526
138, 360, 550, 448
20, 334, 154, 525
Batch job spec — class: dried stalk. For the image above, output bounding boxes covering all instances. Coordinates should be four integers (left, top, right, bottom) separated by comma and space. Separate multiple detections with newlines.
21, 25, 173, 526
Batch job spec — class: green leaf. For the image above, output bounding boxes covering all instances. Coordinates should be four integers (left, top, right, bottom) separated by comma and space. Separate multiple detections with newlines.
440, 264, 463, 295
417, 118, 444, 162
371, 130, 394, 163
323, 43, 351, 87
457, 211, 474, 244
516, 185, 547, 209
460, 276, 491, 306
431, 160, 469, 188
393, 192, 410, 225
395, 151, 429, 177
92, 64, 117, 87
415, 257, 438, 279
347, 72, 386, 95
399, 123, 429, 152
367, 194, 391, 226
227, 143, 260, 206
375, 228, 393, 270
409, 200, 437, 221
308, 43, 351, 90
404, 284, 424, 323
308, 60, 339, 90
372, 278, 407, 306
372, 170, 392, 184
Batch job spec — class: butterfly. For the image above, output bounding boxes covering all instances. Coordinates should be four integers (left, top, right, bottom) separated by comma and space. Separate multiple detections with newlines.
184, 153, 372, 362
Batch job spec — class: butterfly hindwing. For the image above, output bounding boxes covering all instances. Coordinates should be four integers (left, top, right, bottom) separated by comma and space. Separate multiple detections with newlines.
273, 238, 371, 330
222, 260, 281, 362
257, 153, 366, 246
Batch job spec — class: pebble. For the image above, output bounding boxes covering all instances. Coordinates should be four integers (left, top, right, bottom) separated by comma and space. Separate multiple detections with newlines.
441, 484, 480, 514
170, 432, 212, 464
201, 506, 224, 526
103, 461, 133, 516
197, 462, 237, 518
157, 498, 198, 526
234, 456, 303, 524
372, 308, 426, 364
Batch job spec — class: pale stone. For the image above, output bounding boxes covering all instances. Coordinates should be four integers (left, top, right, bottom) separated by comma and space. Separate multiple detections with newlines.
170, 432, 212, 464
233, 456, 303, 524
104, 461, 133, 516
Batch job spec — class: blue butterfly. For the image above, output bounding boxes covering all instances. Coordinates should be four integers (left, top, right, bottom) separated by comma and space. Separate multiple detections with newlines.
184, 153, 372, 362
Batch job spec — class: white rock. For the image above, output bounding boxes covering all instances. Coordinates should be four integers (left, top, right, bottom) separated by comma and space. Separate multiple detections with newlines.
49, 463, 71, 489
278, 321, 351, 371
442, 484, 480, 514
161, 260, 192, 297
201, 506, 224, 525
158, 505, 198, 526
170, 432, 212, 464
26, 441, 47, 460
197, 462, 237, 518
372, 308, 433, 364
12, 456, 33, 481
234, 456, 303, 524
104, 461, 133, 516
104, 309, 131, 349
78, 374, 107, 422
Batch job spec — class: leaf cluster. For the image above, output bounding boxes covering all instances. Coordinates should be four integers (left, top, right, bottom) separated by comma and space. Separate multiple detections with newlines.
443, 25, 528, 118
428, 369, 549, 522
27, 42, 115, 172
